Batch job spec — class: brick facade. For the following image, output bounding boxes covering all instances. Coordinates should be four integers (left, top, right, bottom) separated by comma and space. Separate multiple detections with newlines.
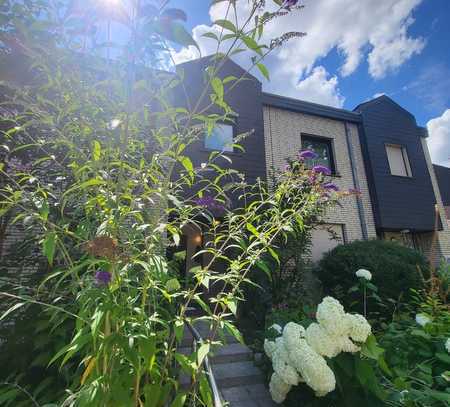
263, 105, 377, 248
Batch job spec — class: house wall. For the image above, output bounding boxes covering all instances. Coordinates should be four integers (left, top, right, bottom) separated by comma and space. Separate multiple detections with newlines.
420, 138, 450, 262
175, 57, 267, 193
263, 105, 377, 257
356, 97, 438, 232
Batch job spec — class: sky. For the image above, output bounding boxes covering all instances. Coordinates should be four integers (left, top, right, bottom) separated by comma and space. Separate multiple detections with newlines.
161, 0, 450, 167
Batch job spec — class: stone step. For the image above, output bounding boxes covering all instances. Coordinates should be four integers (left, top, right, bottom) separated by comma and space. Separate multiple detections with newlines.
211, 343, 253, 364
212, 361, 264, 389
178, 342, 252, 364
221, 384, 277, 407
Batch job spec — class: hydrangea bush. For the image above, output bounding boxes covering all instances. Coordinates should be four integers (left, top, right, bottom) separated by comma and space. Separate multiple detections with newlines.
264, 297, 373, 403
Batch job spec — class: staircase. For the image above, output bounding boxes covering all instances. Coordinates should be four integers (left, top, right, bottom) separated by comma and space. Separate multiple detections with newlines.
180, 321, 276, 407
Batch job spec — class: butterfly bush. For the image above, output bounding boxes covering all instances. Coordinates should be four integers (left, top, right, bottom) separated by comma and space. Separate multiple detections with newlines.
264, 297, 372, 403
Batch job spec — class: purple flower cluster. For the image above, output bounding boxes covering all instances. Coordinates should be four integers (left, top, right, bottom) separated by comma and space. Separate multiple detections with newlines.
348, 188, 361, 195
95, 271, 112, 286
194, 195, 226, 213
7, 157, 32, 175
283, 0, 299, 9
312, 165, 332, 176
298, 149, 318, 160
323, 182, 339, 192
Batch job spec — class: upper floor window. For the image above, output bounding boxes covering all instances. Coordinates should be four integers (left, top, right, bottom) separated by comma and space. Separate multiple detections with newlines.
385, 144, 412, 177
204, 124, 233, 152
301, 134, 336, 174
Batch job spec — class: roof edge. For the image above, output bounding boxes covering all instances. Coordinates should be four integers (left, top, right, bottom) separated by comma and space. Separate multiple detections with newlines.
262, 92, 362, 123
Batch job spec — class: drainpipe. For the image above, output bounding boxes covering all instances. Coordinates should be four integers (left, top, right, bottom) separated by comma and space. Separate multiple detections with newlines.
344, 122, 369, 240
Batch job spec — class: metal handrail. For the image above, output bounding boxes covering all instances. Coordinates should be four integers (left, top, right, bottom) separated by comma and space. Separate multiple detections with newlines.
186, 322, 223, 407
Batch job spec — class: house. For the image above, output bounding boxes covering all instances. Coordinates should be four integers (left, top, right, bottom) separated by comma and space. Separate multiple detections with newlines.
434, 164, 450, 227
177, 58, 450, 264
355, 96, 450, 263
262, 93, 377, 262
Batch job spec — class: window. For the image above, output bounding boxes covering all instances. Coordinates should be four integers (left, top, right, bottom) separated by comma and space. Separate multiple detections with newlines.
385, 144, 412, 177
204, 124, 234, 152
301, 135, 336, 173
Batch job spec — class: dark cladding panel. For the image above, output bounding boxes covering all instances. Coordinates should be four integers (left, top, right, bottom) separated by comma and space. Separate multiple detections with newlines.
356, 96, 437, 232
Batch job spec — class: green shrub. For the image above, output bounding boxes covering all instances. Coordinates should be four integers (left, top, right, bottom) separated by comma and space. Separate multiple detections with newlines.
316, 240, 428, 315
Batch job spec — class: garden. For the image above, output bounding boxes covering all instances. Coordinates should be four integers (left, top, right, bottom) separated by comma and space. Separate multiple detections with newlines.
0, 0, 449, 406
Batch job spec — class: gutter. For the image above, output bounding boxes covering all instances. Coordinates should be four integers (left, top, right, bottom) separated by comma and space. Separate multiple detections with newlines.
344, 122, 368, 240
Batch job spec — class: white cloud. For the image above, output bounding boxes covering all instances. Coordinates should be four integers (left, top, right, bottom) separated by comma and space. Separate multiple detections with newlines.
427, 109, 450, 167
172, 0, 424, 105
293, 66, 345, 108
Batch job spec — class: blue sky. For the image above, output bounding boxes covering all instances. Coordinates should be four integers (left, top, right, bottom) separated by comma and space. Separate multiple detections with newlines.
166, 0, 449, 166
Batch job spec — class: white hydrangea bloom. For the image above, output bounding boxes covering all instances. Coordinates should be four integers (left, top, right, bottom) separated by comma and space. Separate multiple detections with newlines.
415, 313, 431, 327
272, 341, 300, 386
269, 372, 291, 404
269, 323, 283, 334
289, 339, 336, 397
305, 323, 341, 358
265, 296, 371, 403
283, 322, 305, 350
264, 339, 276, 360
356, 268, 372, 281
316, 296, 351, 337
445, 338, 450, 354
347, 314, 372, 343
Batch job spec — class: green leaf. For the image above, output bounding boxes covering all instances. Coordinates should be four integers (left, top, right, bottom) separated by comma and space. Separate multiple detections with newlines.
202, 32, 219, 41
199, 375, 213, 407
361, 334, 384, 360
224, 320, 243, 344
180, 156, 194, 180
256, 63, 270, 80
170, 392, 186, 407
92, 140, 101, 161
0, 302, 26, 321
160, 21, 199, 50
242, 35, 262, 55
211, 77, 224, 100
165, 278, 181, 292
43, 232, 57, 265
214, 19, 237, 33
436, 352, 450, 364
197, 342, 210, 366
246, 222, 259, 238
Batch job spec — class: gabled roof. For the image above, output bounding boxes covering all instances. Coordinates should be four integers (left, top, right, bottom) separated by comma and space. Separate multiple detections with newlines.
354, 95, 416, 122
176, 55, 260, 83
262, 92, 362, 123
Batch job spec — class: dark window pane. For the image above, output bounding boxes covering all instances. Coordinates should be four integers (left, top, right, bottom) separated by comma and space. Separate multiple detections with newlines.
301, 137, 334, 171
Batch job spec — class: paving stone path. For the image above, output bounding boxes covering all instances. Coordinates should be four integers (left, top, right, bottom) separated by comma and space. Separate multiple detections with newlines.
181, 322, 276, 406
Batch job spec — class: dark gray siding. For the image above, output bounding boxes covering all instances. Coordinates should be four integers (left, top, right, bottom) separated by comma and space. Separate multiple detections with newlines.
176, 57, 266, 186
355, 96, 437, 232
434, 164, 450, 206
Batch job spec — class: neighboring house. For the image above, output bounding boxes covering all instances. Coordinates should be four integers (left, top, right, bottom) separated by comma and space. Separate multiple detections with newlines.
434, 164, 450, 227
354, 96, 450, 263
262, 93, 377, 262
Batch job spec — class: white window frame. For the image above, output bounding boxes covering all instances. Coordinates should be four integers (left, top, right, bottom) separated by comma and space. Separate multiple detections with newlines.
385, 144, 412, 177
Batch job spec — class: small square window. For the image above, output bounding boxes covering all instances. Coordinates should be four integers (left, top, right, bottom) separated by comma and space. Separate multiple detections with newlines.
385, 144, 412, 177
204, 124, 234, 152
301, 135, 336, 173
